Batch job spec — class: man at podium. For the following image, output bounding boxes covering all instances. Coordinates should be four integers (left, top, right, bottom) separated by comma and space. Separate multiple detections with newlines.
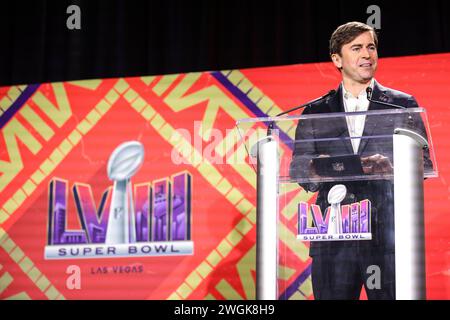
290, 21, 432, 300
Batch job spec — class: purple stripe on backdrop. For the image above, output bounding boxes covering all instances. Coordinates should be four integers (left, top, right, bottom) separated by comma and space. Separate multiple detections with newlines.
210, 71, 294, 150
209, 71, 312, 300
0, 84, 40, 129
279, 263, 312, 300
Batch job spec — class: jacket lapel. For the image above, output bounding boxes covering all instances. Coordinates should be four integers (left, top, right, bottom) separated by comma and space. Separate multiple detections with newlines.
328, 84, 354, 155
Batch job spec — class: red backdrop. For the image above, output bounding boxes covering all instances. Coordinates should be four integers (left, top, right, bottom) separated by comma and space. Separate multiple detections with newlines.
0, 53, 449, 300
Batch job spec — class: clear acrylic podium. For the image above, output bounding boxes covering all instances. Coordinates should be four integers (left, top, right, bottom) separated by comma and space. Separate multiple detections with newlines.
236, 108, 438, 300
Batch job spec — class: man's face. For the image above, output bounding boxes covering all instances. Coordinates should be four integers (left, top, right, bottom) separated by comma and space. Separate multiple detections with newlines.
331, 31, 378, 83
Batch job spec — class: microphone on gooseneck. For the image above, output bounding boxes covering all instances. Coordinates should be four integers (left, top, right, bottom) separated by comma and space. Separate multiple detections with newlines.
267, 89, 336, 136
366, 87, 418, 129
366, 87, 406, 109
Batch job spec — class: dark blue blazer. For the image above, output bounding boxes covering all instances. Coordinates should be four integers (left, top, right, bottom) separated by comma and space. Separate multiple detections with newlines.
290, 80, 432, 257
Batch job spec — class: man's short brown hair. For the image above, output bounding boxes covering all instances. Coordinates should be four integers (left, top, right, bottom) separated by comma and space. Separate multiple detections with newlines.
329, 21, 378, 56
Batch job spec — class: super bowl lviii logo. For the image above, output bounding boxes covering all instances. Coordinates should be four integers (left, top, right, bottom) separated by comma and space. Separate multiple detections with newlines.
297, 185, 372, 241
45, 141, 193, 260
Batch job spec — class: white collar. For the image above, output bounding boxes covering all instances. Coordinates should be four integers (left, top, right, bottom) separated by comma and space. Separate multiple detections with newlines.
342, 78, 375, 99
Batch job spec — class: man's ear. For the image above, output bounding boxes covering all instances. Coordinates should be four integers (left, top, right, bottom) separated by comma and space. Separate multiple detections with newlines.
331, 53, 342, 69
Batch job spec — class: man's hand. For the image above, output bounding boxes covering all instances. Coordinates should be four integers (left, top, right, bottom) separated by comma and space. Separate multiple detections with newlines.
361, 154, 393, 174
304, 154, 330, 192
309, 154, 330, 178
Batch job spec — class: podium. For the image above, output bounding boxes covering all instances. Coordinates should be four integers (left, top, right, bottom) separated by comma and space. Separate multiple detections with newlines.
237, 108, 437, 300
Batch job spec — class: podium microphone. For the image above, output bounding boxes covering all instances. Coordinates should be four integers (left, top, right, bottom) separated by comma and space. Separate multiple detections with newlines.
267, 89, 336, 135
366, 87, 406, 109
366, 87, 418, 131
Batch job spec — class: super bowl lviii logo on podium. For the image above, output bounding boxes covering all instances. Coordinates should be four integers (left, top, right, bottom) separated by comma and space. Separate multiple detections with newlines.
297, 184, 372, 241
45, 141, 193, 260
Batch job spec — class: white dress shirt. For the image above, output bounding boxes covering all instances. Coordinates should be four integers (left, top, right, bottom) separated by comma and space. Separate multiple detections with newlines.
342, 79, 375, 154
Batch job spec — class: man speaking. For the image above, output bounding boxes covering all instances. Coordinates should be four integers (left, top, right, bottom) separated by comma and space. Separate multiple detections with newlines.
290, 21, 432, 300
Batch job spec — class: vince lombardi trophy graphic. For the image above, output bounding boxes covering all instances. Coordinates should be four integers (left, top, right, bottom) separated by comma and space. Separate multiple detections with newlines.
327, 184, 347, 235
105, 141, 144, 244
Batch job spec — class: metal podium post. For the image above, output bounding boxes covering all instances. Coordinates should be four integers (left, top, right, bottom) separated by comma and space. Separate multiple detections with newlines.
393, 128, 428, 300
251, 136, 278, 300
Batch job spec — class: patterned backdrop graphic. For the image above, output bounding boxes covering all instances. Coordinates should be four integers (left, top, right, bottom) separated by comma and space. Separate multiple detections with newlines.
0, 53, 449, 299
